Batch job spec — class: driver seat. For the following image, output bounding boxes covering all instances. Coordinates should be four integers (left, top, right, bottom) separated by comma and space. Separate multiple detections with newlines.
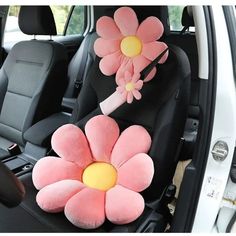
0, 6, 67, 159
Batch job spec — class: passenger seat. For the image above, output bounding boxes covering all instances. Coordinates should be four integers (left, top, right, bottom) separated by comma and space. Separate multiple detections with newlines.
0, 6, 67, 159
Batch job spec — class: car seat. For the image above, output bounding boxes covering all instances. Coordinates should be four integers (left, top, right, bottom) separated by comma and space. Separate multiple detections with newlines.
0, 6, 68, 160
0, 6, 190, 232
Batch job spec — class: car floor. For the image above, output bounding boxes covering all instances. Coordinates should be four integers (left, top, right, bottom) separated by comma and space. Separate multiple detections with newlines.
173, 159, 191, 198
168, 159, 191, 216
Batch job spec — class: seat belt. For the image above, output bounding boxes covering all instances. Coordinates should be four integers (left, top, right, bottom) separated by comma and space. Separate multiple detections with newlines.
76, 47, 170, 128
180, 25, 189, 35
73, 35, 92, 97
140, 47, 169, 80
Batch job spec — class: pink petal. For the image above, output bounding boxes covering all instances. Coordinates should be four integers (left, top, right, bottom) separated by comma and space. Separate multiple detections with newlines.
127, 92, 134, 104
125, 75, 132, 83
142, 41, 168, 62
132, 90, 142, 100
116, 59, 134, 84
133, 55, 157, 82
114, 7, 139, 36
131, 73, 141, 83
117, 78, 126, 86
105, 185, 144, 224
111, 125, 151, 168
144, 67, 157, 82
32, 157, 83, 190
96, 16, 122, 40
134, 80, 143, 90
116, 86, 125, 93
121, 91, 128, 100
99, 51, 122, 76
51, 124, 92, 168
65, 188, 105, 229
36, 180, 84, 213
117, 153, 154, 192
124, 70, 132, 80
94, 38, 120, 57
133, 55, 150, 73
85, 115, 120, 162
137, 17, 164, 43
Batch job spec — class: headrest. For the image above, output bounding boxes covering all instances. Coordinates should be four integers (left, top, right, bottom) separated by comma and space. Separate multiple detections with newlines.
19, 6, 57, 35
94, 6, 170, 36
181, 6, 194, 27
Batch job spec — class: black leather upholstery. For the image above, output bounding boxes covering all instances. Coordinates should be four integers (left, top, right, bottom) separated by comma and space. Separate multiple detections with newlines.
19, 6, 57, 35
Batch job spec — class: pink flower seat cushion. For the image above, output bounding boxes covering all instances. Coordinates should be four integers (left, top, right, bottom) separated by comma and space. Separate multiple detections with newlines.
94, 6, 168, 83
32, 115, 154, 229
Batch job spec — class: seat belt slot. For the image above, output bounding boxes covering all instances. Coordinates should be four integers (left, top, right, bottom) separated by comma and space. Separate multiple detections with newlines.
7, 143, 21, 156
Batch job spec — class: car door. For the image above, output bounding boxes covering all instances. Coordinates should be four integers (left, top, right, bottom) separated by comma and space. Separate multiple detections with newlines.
55, 5, 89, 61
171, 5, 236, 233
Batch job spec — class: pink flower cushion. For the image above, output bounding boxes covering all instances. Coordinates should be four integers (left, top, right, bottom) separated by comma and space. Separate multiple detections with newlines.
94, 7, 168, 83
32, 115, 154, 229
116, 71, 143, 104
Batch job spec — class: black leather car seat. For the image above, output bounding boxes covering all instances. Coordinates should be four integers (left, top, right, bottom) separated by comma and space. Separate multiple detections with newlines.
0, 6, 67, 159
0, 6, 190, 232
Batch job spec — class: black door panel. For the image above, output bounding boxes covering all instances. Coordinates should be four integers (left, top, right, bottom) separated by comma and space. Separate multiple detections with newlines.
55, 34, 84, 61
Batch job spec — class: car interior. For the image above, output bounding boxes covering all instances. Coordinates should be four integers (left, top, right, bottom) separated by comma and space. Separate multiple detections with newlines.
0, 5, 204, 232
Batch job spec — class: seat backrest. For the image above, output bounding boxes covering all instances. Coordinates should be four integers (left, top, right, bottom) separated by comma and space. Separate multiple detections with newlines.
0, 6, 67, 146
165, 6, 198, 108
62, 32, 97, 112
64, 32, 97, 99
71, 6, 191, 201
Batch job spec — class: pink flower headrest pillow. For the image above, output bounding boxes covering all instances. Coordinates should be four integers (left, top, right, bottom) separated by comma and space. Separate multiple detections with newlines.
94, 6, 168, 83
32, 115, 154, 229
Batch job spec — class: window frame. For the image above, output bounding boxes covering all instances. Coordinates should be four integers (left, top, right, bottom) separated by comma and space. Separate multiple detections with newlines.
63, 5, 87, 36
168, 5, 196, 34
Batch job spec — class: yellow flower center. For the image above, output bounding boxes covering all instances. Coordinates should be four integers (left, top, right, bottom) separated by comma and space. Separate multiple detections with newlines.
82, 162, 117, 191
125, 82, 135, 91
120, 36, 142, 57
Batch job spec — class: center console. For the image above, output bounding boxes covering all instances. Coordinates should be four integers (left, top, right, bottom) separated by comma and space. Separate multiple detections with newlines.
2, 112, 70, 178
2, 142, 48, 177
